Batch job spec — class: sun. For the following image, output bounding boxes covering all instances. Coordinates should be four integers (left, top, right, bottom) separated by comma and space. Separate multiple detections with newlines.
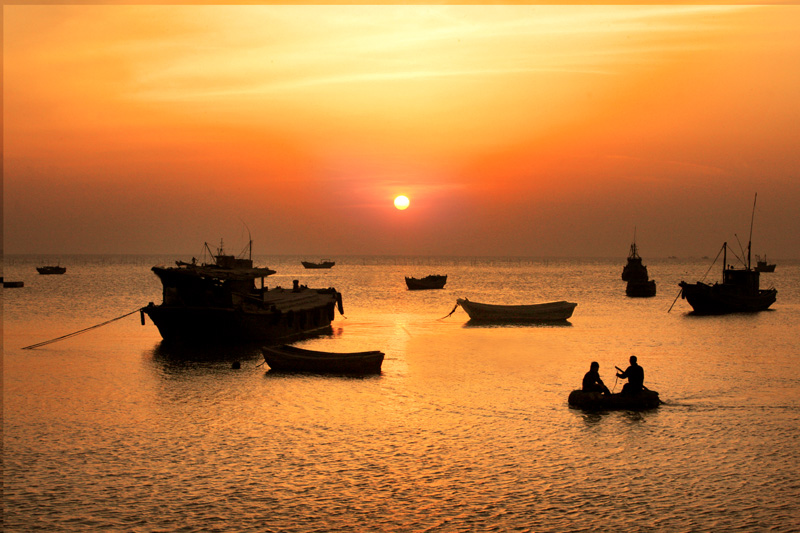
394, 195, 410, 210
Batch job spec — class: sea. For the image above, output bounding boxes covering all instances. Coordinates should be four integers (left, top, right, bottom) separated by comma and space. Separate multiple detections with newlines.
3, 254, 799, 532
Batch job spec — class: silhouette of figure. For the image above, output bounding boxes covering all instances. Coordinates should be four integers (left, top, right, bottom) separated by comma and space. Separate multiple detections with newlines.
616, 355, 644, 395
582, 361, 610, 394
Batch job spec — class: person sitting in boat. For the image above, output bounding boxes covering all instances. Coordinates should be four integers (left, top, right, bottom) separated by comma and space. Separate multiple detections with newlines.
616, 355, 644, 395
582, 361, 610, 395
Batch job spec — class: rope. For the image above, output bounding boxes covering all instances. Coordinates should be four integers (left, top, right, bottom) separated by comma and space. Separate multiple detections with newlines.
668, 243, 726, 313
22, 307, 145, 350
439, 301, 460, 320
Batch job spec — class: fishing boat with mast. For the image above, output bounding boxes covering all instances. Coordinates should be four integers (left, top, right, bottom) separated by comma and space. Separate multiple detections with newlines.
755, 254, 776, 273
621, 229, 656, 297
142, 239, 344, 344
621, 230, 649, 282
678, 194, 777, 314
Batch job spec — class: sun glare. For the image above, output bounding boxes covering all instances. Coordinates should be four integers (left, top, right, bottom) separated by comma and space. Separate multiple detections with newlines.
394, 195, 410, 210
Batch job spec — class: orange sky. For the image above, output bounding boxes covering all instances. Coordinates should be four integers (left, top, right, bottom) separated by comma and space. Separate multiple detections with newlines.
4, 4, 800, 257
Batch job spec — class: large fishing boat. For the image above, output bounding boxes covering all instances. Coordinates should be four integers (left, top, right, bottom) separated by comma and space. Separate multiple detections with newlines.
678, 195, 777, 314
621, 231, 649, 282
142, 240, 343, 344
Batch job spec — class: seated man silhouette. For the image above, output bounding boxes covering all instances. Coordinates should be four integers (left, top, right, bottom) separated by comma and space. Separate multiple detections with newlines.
582, 361, 610, 395
616, 355, 645, 395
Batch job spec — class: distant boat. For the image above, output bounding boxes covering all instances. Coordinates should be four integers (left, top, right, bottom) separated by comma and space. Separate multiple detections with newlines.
568, 389, 661, 411
37, 265, 66, 275
3, 279, 24, 288
262, 345, 384, 374
678, 195, 777, 314
755, 254, 776, 272
454, 298, 577, 322
621, 231, 649, 281
405, 274, 447, 290
142, 240, 343, 343
626, 279, 656, 298
301, 260, 335, 269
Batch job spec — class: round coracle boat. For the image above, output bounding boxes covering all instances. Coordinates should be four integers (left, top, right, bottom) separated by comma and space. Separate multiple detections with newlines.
568, 389, 661, 411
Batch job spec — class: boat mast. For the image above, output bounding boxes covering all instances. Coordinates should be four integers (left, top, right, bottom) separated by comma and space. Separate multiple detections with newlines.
723, 242, 727, 276
747, 193, 757, 270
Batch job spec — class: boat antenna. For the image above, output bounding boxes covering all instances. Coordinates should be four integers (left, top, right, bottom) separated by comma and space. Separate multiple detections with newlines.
238, 218, 253, 260
733, 233, 747, 267
747, 193, 757, 270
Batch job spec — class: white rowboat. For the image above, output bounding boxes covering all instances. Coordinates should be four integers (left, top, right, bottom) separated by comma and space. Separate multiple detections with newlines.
456, 298, 577, 322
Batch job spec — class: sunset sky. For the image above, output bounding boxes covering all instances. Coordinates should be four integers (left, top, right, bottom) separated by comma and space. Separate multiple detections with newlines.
4, 4, 800, 258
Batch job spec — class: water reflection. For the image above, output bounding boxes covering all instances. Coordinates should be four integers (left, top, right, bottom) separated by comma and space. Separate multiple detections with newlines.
150, 340, 264, 362
146, 341, 265, 378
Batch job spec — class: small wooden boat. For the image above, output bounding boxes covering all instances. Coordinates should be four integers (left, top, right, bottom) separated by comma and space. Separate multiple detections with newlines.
262, 344, 384, 374
455, 298, 577, 322
301, 260, 335, 269
37, 265, 67, 275
568, 389, 661, 411
626, 279, 656, 297
405, 274, 447, 290
3, 280, 25, 288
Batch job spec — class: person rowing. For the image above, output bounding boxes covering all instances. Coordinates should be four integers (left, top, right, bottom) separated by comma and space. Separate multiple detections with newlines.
616, 355, 644, 395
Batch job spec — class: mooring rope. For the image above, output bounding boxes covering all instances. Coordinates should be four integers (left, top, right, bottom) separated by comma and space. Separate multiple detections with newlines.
21, 307, 145, 350
439, 301, 460, 320
668, 243, 726, 313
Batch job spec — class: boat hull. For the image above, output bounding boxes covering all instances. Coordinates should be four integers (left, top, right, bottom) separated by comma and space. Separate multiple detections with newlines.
263, 345, 384, 374
457, 299, 577, 322
143, 293, 338, 344
626, 279, 656, 297
302, 261, 335, 269
679, 281, 776, 314
405, 275, 447, 290
37, 266, 66, 275
568, 389, 661, 411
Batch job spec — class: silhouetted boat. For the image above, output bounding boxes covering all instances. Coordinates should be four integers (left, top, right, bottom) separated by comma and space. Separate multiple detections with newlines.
455, 298, 577, 322
626, 279, 656, 298
37, 265, 66, 275
621, 231, 649, 281
755, 255, 776, 272
568, 389, 661, 411
405, 274, 447, 290
3, 279, 25, 288
301, 260, 335, 269
142, 240, 343, 343
678, 195, 776, 314
262, 345, 384, 374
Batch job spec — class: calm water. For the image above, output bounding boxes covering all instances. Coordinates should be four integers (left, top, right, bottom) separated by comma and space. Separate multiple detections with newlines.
3, 255, 800, 532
